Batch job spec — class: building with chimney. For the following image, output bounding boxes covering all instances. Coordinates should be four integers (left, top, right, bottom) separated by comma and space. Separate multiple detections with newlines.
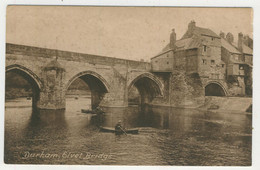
220, 32, 253, 96
151, 20, 253, 97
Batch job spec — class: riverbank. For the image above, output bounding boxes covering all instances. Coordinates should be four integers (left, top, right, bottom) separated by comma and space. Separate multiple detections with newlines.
201, 96, 252, 113
150, 96, 252, 114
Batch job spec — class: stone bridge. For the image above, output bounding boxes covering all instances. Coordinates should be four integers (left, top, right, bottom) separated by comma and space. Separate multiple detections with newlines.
6, 43, 166, 110
6, 43, 230, 110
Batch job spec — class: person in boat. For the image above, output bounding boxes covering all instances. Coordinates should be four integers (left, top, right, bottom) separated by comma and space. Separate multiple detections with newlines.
115, 120, 124, 135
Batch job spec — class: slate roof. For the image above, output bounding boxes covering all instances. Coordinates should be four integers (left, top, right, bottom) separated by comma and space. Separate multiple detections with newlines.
181, 26, 220, 39
161, 38, 201, 52
192, 26, 220, 38
242, 44, 253, 55
221, 38, 241, 54
152, 37, 201, 58
231, 42, 253, 55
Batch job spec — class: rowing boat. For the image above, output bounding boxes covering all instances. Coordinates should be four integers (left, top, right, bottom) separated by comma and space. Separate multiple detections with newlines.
81, 109, 94, 114
99, 126, 139, 134
81, 109, 105, 114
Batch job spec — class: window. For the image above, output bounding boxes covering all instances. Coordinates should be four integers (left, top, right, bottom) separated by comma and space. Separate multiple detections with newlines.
212, 37, 214, 41
239, 65, 244, 70
221, 64, 225, 68
155, 60, 158, 63
166, 61, 169, 64
211, 60, 215, 65
203, 45, 207, 52
167, 54, 169, 58
202, 59, 207, 64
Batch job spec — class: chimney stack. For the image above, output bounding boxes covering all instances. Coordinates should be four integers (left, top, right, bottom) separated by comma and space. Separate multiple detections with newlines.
188, 20, 196, 31
226, 32, 234, 44
243, 35, 249, 46
243, 35, 253, 49
238, 32, 243, 52
170, 29, 176, 49
219, 31, 225, 38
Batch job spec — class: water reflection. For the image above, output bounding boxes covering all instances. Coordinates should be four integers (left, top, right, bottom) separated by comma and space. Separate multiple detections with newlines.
29, 109, 67, 126
100, 105, 251, 149
24, 109, 68, 139
4, 98, 252, 165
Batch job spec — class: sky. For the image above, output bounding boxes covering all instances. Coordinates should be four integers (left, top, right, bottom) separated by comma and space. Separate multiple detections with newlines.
6, 6, 253, 61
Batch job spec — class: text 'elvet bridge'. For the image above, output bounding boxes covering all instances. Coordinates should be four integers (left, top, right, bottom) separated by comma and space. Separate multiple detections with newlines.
5, 21, 253, 110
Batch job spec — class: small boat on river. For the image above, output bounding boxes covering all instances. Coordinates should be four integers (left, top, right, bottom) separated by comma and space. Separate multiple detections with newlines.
81, 109, 94, 114
99, 126, 139, 134
81, 109, 105, 114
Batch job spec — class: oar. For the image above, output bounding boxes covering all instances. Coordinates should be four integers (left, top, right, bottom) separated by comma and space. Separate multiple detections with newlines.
119, 126, 127, 135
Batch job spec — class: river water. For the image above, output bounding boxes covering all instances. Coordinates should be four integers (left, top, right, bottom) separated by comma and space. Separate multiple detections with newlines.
4, 97, 252, 165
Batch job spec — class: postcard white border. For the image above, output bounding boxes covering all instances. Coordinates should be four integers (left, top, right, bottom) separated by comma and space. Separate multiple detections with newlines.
0, 0, 259, 170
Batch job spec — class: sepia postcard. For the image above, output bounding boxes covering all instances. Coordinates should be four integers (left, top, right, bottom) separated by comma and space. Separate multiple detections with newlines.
3, 5, 255, 168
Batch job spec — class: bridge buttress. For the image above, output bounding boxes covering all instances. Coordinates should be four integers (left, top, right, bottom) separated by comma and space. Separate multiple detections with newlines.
37, 60, 66, 110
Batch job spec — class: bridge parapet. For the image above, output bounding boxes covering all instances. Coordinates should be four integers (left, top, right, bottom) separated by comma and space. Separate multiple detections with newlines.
6, 43, 151, 70
5, 43, 207, 110
5, 43, 153, 109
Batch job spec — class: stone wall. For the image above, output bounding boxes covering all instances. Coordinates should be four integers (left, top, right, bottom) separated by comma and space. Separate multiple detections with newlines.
6, 43, 151, 70
6, 43, 163, 109
198, 36, 224, 80
151, 50, 174, 72
169, 71, 204, 107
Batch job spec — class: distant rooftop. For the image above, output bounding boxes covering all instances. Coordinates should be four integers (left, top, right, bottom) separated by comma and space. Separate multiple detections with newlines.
233, 42, 253, 55
153, 21, 221, 59
153, 38, 201, 58
182, 26, 220, 39
221, 38, 241, 54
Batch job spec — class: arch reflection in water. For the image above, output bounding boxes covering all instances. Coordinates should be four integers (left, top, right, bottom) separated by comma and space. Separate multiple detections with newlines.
23, 109, 68, 142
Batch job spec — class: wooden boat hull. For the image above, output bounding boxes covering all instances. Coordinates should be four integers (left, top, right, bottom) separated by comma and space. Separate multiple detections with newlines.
81, 109, 105, 114
99, 126, 139, 134
81, 109, 94, 114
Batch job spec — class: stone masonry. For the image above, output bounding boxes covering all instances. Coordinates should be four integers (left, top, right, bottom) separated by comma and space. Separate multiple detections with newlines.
5, 21, 253, 110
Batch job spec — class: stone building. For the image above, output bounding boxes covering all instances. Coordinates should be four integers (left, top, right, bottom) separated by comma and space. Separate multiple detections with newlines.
151, 21, 253, 97
221, 34, 246, 96
220, 32, 253, 96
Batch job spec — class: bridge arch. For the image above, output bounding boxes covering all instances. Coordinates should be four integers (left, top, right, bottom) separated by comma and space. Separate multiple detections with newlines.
66, 71, 110, 92
5, 64, 42, 108
6, 64, 43, 89
66, 71, 110, 109
205, 81, 228, 96
128, 72, 163, 105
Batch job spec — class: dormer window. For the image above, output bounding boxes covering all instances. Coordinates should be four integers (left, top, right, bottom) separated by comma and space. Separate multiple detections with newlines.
203, 45, 207, 52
